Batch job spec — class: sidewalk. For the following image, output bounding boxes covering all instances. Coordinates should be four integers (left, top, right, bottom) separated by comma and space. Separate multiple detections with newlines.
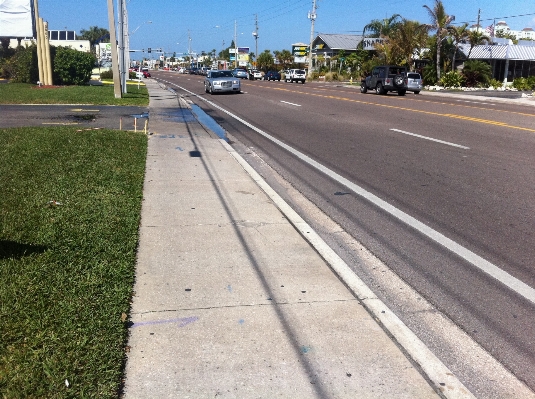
122, 79, 472, 398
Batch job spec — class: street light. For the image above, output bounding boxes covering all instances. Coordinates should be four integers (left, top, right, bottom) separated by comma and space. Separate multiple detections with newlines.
130, 20, 152, 35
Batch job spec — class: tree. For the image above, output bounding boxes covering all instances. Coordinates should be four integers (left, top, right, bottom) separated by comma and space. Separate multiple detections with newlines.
218, 40, 235, 62
257, 50, 274, 71
495, 30, 518, 44
466, 30, 490, 58
273, 49, 293, 70
447, 23, 470, 71
54, 46, 96, 85
362, 14, 402, 38
462, 60, 492, 87
388, 19, 429, 67
79, 26, 110, 49
423, 0, 455, 80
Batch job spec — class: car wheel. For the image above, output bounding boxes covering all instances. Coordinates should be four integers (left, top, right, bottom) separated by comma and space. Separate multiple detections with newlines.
397, 90, 406, 96
394, 74, 404, 87
204, 84, 209, 93
209, 85, 214, 95
360, 83, 368, 93
414, 91, 420, 94
376, 83, 385, 95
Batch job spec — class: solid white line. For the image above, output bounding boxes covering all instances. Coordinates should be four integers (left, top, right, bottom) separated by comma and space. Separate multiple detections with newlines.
390, 128, 470, 149
280, 100, 302, 107
174, 82, 535, 307
221, 139, 476, 399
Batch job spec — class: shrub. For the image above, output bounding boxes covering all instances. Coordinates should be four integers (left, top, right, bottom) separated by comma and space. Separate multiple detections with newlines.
324, 71, 339, 82
462, 60, 492, 87
512, 76, 535, 91
309, 71, 320, 80
422, 63, 439, 85
54, 46, 96, 85
99, 69, 113, 79
488, 78, 503, 89
5, 44, 39, 83
439, 71, 464, 88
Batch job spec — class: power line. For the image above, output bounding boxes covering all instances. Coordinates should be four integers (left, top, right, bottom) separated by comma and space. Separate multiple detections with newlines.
457, 12, 535, 26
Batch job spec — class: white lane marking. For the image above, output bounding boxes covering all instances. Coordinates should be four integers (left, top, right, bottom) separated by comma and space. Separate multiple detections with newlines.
455, 100, 495, 106
281, 100, 302, 107
174, 82, 535, 307
221, 139, 476, 399
390, 128, 470, 149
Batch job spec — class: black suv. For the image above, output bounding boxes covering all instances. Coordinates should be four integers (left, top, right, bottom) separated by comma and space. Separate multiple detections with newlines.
361, 65, 408, 96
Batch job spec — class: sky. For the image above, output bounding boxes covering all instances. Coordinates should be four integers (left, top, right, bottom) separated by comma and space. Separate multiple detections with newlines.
37, 0, 535, 60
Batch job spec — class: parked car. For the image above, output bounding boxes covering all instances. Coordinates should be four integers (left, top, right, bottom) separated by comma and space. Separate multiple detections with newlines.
248, 69, 263, 80
264, 70, 281, 81
406, 72, 423, 94
360, 65, 408, 95
204, 70, 241, 94
232, 68, 248, 79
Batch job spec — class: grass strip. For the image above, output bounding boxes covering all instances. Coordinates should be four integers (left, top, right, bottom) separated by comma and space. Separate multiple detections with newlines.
0, 83, 148, 106
0, 126, 147, 398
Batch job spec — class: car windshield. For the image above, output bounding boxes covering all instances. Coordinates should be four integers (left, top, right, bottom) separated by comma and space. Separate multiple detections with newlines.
297, 70, 305, 74
212, 71, 234, 78
407, 73, 421, 79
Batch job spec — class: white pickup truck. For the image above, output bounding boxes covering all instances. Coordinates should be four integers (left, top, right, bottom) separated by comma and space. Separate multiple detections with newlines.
285, 69, 306, 84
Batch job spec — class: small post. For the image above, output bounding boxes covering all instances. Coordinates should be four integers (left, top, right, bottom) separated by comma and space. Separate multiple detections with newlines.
144, 119, 148, 134
134, 117, 137, 132
120, 117, 122, 130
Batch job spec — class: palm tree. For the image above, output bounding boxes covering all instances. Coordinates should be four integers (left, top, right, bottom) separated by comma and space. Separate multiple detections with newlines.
466, 30, 491, 58
388, 19, 429, 67
362, 14, 402, 38
273, 49, 293, 69
79, 26, 110, 48
447, 23, 469, 71
423, 0, 455, 80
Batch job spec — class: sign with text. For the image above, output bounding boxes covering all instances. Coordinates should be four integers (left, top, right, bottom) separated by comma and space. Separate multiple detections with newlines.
292, 45, 309, 56
362, 38, 385, 50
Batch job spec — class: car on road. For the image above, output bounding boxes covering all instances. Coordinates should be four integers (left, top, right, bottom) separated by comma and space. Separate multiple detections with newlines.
135, 70, 151, 79
285, 69, 306, 84
232, 68, 248, 79
204, 70, 241, 94
406, 72, 423, 94
263, 70, 281, 81
248, 69, 263, 80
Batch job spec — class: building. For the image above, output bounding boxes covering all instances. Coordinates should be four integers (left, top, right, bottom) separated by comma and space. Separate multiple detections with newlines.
459, 43, 535, 83
310, 34, 363, 69
469, 21, 535, 41
9, 30, 90, 52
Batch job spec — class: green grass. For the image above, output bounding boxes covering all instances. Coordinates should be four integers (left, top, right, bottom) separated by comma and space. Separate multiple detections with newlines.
0, 126, 148, 398
0, 83, 148, 106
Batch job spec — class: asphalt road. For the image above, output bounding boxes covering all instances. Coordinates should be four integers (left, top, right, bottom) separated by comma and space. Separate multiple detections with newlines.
153, 70, 535, 396
3, 73, 533, 396
0, 104, 149, 130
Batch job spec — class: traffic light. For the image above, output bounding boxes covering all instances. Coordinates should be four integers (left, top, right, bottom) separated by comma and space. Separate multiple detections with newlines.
148, 48, 151, 53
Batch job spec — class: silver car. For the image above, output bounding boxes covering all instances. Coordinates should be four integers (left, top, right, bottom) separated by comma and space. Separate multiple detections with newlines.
204, 70, 241, 94
406, 72, 423, 94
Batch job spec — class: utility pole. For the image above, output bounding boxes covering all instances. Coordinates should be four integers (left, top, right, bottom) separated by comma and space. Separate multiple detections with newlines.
252, 14, 259, 68
307, 0, 317, 76
477, 8, 481, 32
107, 0, 121, 98
234, 20, 238, 69
188, 30, 192, 67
